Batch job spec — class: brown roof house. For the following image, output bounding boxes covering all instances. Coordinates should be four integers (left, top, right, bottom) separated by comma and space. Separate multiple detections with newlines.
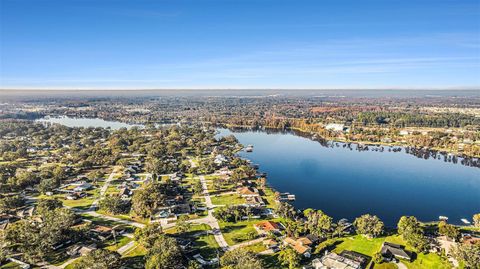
254, 220, 282, 235
284, 236, 314, 258
237, 187, 259, 197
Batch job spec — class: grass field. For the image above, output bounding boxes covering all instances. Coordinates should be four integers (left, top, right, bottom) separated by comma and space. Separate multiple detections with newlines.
334, 235, 385, 256
242, 242, 267, 253
210, 193, 245, 205
104, 236, 133, 251
333, 234, 452, 269
219, 219, 258, 245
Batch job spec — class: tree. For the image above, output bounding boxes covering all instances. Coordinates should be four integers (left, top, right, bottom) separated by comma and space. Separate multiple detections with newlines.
398, 216, 422, 235
131, 182, 166, 218
278, 247, 301, 269
473, 213, 480, 228
37, 177, 60, 194
188, 260, 202, 269
0, 195, 25, 214
373, 252, 384, 264
73, 249, 122, 269
176, 215, 192, 235
11, 169, 39, 189
304, 209, 333, 238
145, 235, 184, 269
0, 233, 9, 264
4, 207, 76, 263
220, 248, 264, 269
257, 177, 266, 189
452, 244, 480, 269
354, 214, 384, 238
397, 216, 429, 252
98, 195, 130, 214
193, 180, 203, 196
36, 198, 62, 216
438, 221, 459, 241
275, 202, 296, 220
135, 222, 163, 248
246, 231, 257, 240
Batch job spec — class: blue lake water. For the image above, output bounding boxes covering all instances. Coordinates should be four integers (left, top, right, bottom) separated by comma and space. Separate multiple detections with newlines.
218, 128, 480, 226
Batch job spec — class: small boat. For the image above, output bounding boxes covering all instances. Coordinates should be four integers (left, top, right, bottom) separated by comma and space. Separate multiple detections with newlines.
245, 145, 254, 152
461, 219, 471, 225
439, 216, 448, 221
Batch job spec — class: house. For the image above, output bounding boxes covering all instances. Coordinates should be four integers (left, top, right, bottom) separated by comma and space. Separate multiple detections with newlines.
254, 220, 282, 235
325, 123, 347, 132
305, 234, 323, 245
245, 196, 265, 207
73, 182, 93, 192
79, 244, 97, 256
338, 251, 369, 268
462, 235, 480, 245
118, 187, 132, 198
263, 239, 280, 250
214, 154, 227, 165
0, 215, 15, 231
91, 225, 113, 241
237, 187, 259, 197
15, 207, 35, 218
173, 203, 192, 215
312, 251, 363, 269
65, 192, 86, 200
381, 242, 413, 262
284, 237, 313, 258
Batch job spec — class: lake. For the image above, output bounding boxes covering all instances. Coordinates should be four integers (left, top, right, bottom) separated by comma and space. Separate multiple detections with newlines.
36, 116, 143, 129
218, 128, 480, 226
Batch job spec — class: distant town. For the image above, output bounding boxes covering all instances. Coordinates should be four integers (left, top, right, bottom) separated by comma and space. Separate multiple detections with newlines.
0, 90, 479, 269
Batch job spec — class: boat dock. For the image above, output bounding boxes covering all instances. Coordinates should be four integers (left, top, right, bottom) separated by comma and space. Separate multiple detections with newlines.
279, 192, 296, 201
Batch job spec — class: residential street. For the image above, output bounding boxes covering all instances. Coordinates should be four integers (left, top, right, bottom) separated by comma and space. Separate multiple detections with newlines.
199, 175, 230, 251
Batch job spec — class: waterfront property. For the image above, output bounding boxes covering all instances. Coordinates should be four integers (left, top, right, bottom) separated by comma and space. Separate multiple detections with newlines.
218, 128, 480, 226
380, 242, 413, 262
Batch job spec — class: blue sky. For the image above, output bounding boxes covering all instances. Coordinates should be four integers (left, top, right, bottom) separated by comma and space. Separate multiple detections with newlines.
0, 0, 479, 89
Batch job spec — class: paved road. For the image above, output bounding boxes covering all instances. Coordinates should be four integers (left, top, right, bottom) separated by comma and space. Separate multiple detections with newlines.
83, 211, 146, 228
396, 262, 408, 269
199, 175, 230, 251
88, 169, 117, 211
117, 241, 136, 255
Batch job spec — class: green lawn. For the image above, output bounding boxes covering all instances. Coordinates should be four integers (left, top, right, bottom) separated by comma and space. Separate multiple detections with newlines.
0, 262, 22, 269
122, 244, 147, 258
243, 242, 267, 253
334, 235, 385, 257
164, 224, 220, 259
219, 219, 258, 245
262, 187, 277, 208
334, 234, 452, 269
195, 233, 220, 259
259, 253, 285, 269
373, 263, 397, 269
210, 193, 245, 205
104, 236, 133, 251
62, 196, 96, 210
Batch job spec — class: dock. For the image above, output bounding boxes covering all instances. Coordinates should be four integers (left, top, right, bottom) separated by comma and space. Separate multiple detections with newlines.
279, 192, 296, 201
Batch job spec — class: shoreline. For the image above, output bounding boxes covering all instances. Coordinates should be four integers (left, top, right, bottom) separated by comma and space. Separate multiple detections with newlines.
221, 128, 478, 228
